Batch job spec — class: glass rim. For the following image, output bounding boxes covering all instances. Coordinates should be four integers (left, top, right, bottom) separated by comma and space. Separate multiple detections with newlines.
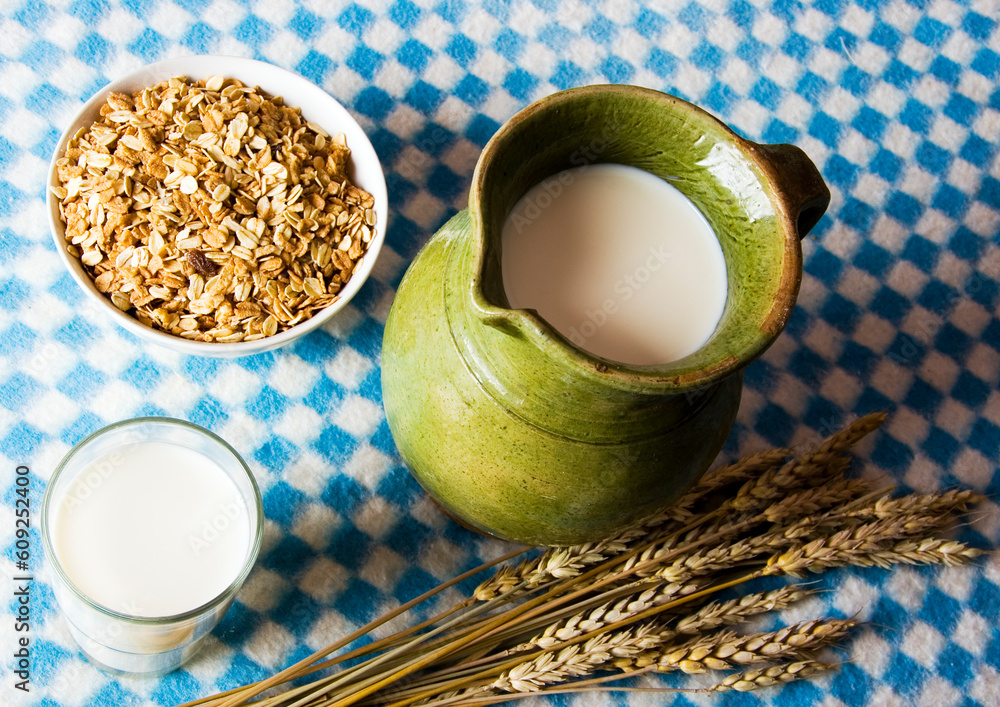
41, 416, 264, 625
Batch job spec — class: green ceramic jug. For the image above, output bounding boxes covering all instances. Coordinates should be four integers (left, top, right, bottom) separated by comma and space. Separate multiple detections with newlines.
382, 85, 830, 546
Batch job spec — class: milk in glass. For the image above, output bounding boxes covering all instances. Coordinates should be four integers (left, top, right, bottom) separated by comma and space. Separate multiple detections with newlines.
49, 441, 251, 618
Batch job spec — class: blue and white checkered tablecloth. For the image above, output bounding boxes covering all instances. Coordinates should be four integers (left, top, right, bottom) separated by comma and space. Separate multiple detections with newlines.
2, 0, 999, 705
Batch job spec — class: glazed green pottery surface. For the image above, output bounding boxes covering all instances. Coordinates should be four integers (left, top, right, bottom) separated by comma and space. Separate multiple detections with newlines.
382, 85, 830, 546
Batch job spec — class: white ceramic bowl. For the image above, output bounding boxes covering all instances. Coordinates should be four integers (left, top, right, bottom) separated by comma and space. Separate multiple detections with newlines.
47, 55, 388, 357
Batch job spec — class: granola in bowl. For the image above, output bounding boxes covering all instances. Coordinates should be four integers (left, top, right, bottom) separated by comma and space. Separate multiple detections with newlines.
47, 56, 387, 357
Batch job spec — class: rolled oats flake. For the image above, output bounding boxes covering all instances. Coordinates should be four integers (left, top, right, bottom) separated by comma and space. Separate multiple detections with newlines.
53, 75, 377, 343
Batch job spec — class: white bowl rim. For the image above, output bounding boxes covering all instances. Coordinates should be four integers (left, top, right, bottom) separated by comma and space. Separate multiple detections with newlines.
47, 54, 388, 358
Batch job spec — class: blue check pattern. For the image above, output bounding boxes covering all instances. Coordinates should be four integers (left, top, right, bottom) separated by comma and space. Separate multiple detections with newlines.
2, 0, 999, 705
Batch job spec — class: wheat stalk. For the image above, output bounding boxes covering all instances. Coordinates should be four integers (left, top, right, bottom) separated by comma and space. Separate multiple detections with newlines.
763, 515, 980, 577
634, 618, 856, 674
762, 478, 877, 523
873, 538, 984, 567
178, 411, 984, 707
471, 445, 803, 603
474, 422, 856, 604
707, 659, 835, 692
673, 586, 813, 635
491, 628, 652, 693
646, 446, 793, 523
848, 489, 985, 521
726, 413, 886, 514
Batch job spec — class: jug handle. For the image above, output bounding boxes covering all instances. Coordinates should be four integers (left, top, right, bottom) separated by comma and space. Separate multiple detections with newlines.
750, 143, 831, 239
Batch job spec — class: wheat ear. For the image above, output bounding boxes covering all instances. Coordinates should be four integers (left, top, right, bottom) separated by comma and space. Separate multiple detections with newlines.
647, 618, 856, 674
708, 659, 835, 692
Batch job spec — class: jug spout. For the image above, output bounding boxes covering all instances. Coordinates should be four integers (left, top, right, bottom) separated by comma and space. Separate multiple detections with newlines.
446, 210, 712, 444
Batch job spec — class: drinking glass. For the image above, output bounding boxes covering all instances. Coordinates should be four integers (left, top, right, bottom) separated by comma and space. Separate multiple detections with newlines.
41, 417, 263, 675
